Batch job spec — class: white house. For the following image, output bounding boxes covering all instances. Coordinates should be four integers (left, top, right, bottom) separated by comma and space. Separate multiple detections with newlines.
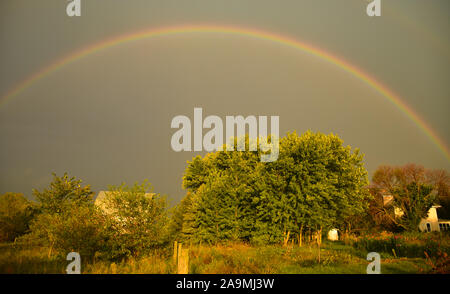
418, 205, 450, 232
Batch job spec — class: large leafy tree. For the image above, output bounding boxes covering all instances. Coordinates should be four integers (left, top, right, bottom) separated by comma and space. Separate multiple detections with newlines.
179, 131, 369, 245
256, 131, 369, 243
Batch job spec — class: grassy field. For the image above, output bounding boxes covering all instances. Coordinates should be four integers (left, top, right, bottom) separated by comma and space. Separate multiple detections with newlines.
0, 239, 442, 274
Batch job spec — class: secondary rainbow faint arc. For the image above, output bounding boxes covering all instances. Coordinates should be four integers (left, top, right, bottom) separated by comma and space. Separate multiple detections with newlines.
1, 24, 449, 161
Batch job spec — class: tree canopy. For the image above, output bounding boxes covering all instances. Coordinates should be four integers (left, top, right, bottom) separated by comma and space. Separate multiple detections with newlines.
178, 131, 369, 244
32, 172, 94, 214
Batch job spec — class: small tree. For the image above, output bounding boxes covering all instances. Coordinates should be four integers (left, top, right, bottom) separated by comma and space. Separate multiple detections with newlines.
26, 203, 108, 259
23, 173, 102, 258
0, 193, 35, 242
394, 182, 436, 231
370, 164, 444, 231
101, 181, 168, 259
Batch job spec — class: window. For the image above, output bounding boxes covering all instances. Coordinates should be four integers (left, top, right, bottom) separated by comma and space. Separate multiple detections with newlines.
439, 223, 449, 231
426, 223, 431, 232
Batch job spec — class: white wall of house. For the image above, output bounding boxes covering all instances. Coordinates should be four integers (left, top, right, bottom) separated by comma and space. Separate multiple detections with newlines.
419, 206, 441, 232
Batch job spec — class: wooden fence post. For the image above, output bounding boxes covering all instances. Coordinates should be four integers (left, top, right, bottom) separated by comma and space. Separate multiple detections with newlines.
173, 241, 178, 264
178, 243, 182, 262
177, 247, 189, 274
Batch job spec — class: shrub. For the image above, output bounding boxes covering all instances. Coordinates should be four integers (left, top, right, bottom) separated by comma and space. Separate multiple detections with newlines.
22, 203, 108, 259
99, 181, 169, 260
0, 193, 35, 242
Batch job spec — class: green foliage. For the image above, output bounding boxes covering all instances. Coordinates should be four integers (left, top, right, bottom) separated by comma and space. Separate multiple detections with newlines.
32, 172, 94, 214
167, 191, 196, 242
394, 183, 436, 231
20, 173, 105, 258
180, 131, 369, 244
101, 181, 169, 259
0, 193, 35, 242
24, 203, 108, 259
19, 174, 170, 261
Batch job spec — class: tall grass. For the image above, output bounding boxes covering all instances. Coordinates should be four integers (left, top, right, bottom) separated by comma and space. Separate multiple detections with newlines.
187, 243, 365, 274
0, 238, 437, 274
352, 231, 450, 258
0, 243, 65, 274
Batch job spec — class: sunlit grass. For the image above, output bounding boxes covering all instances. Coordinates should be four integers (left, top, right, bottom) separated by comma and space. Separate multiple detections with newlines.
0, 243, 65, 274
0, 240, 437, 274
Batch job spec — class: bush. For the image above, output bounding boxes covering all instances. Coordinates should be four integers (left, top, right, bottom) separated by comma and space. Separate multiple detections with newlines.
0, 193, 35, 242
99, 181, 169, 260
22, 203, 108, 259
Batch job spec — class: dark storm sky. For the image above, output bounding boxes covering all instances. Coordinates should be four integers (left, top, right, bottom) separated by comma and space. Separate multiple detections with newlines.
0, 0, 449, 203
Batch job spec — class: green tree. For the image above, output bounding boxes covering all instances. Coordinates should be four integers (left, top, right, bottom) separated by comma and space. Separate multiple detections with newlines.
25, 204, 108, 259
394, 183, 435, 231
257, 131, 369, 244
23, 173, 103, 258
0, 193, 35, 242
167, 191, 199, 242
100, 181, 168, 259
33, 172, 94, 214
179, 131, 369, 245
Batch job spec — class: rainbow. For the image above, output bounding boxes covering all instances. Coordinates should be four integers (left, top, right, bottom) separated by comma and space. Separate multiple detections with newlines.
1, 24, 449, 161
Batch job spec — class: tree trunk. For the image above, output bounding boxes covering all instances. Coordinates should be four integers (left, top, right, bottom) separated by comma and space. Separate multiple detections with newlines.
48, 241, 54, 259
283, 231, 290, 247
317, 227, 322, 264
298, 224, 303, 247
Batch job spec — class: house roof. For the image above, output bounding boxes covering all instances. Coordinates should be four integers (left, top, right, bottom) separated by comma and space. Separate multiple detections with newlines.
95, 191, 155, 214
95, 191, 154, 202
